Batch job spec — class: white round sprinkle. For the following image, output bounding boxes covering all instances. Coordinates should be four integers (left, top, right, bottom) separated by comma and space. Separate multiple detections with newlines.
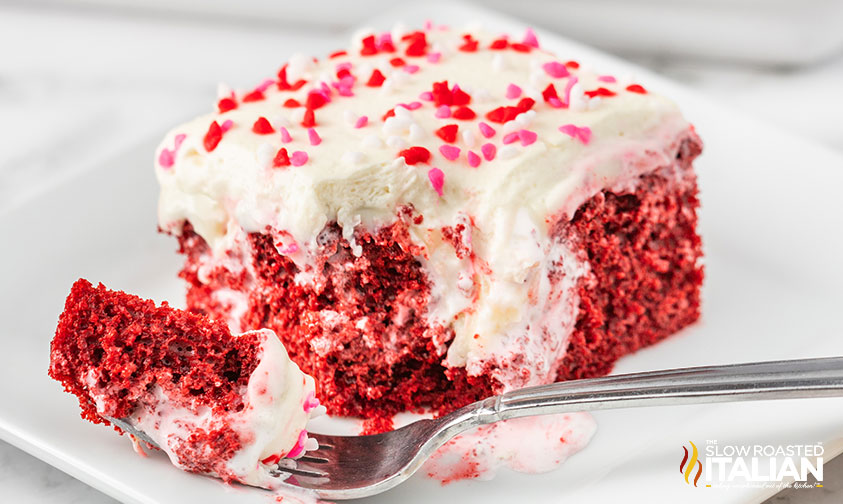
391, 22, 408, 42
524, 86, 542, 102
394, 105, 412, 119
351, 27, 375, 49
256, 143, 275, 168
499, 145, 520, 159
383, 115, 412, 135
408, 123, 426, 142
462, 129, 477, 147
386, 135, 408, 149
361, 134, 383, 149
287, 52, 314, 82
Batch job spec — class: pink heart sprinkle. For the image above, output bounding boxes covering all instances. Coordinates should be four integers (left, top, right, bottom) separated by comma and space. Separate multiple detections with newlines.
435, 105, 451, 118
506, 84, 522, 100
286, 430, 308, 459
354, 116, 368, 128
419, 91, 434, 101
400, 101, 422, 110
428, 167, 445, 197
542, 61, 570, 79
478, 122, 496, 138
481, 143, 497, 161
502, 132, 519, 145
220, 119, 234, 132
518, 129, 538, 146
256, 78, 275, 93
597, 75, 617, 83
548, 97, 563, 108
336, 86, 354, 97
303, 391, 320, 412
427, 52, 442, 63
467, 150, 481, 168
377, 32, 393, 49
523, 28, 539, 48
307, 128, 321, 146
562, 76, 578, 107
278, 243, 299, 255
173, 133, 186, 150
290, 151, 309, 166
558, 124, 592, 144
158, 148, 174, 168
403, 64, 421, 74
439, 145, 461, 161
280, 127, 292, 143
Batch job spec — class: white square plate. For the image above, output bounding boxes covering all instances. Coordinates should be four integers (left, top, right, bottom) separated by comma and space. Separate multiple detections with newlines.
2, 3, 842, 503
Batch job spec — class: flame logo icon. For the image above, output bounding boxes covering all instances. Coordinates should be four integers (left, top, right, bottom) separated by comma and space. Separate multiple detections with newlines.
680, 441, 703, 487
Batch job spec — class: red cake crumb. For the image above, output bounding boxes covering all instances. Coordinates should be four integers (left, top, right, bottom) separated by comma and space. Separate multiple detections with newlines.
48, 279, 260, 428
174, 136, 703, 430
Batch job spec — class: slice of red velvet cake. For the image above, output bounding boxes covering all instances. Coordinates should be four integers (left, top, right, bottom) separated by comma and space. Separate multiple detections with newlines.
154, 25, 703, 428
49, 279, 323, 488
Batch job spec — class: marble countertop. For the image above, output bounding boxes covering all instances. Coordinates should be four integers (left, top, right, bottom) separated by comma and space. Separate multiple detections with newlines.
1, 4, 841, 502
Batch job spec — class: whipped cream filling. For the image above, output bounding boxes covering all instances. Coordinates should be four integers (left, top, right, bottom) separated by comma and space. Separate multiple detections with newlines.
86, 329, 320, 488
155, 24, 694, 390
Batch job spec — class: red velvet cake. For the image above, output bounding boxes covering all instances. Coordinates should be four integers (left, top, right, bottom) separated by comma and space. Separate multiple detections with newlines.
49, 279, 322, 488
154, 25, 703, 430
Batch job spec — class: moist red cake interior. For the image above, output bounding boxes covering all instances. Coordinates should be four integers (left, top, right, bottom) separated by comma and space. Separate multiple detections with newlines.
49, 279, 260, 426
176, 136, 703, 430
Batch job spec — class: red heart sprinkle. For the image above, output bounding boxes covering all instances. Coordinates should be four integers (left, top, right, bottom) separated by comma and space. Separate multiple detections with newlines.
203, 121, 222, 151
398, 146, 431, 165
435, 124, 459, 143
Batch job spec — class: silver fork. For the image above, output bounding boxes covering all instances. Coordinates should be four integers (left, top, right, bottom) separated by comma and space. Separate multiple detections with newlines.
112, 357, 843, 499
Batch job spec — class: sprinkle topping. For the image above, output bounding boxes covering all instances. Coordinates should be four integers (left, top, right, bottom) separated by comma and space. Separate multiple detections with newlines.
428, 167, 445, 196
435, 124, 459, 143
203, 121, 222, 152
217, 98, 237, 113
542, 62, 570, 79
439, 145, 461, 161
252, 117, 275, 135
273, 148, 291, 167
398, 146, 431, 165
307, 128, 322, 146
290, 151, 309, 166
559, 124, 592, 144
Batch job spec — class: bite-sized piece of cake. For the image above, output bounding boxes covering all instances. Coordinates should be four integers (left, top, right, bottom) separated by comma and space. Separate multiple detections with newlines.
48, 279, 322, 488
155, 24, 703, 427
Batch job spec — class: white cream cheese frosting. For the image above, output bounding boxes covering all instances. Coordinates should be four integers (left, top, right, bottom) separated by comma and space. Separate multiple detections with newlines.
155, 25, 693, 390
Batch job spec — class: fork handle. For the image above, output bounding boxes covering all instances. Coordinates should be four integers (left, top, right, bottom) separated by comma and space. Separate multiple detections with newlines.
486, 357, 843, 422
